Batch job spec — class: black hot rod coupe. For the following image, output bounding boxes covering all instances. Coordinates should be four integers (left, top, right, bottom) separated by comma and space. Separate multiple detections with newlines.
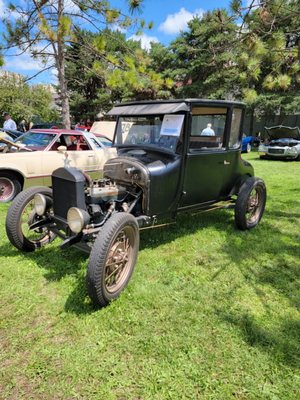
6, 99, 266, 307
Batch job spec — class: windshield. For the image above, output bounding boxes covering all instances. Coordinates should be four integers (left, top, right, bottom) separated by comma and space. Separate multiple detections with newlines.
115, 115, 185, 153
16, 131, 56, 150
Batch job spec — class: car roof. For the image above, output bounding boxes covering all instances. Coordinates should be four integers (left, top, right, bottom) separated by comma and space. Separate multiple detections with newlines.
30, 129, 82, 134
111, 98, 245, 107
108, 99, 245, 116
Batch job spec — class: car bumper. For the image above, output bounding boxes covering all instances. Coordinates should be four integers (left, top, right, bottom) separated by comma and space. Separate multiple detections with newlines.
258, 147, 299, 159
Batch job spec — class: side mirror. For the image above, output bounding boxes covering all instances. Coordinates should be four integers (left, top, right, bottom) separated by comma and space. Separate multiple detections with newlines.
57, 145, 67, 153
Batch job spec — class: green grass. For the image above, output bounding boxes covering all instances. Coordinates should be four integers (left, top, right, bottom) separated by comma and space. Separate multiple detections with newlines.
0, 153, 299, 399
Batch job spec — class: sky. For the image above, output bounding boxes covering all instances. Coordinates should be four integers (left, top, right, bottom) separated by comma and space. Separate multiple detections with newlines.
0, 0, 232, 84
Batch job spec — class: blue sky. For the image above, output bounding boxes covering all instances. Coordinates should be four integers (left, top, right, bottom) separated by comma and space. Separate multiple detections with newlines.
0, 0, 231, 84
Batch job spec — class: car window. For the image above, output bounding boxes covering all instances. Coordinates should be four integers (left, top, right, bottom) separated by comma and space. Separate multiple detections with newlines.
115, 115, 184, 153
229, 108, 242, 149
95, 136, 112, 147
16, 131, 56, 150
50, 134, 92, 151
189, 107, 227, 151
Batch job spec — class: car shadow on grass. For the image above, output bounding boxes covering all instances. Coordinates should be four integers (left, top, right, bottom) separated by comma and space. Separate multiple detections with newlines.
64, 210, 238, 315
214, 219, 300, 368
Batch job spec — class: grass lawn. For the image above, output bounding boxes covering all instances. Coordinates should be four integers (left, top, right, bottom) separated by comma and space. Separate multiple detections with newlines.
0, 153, 299, 399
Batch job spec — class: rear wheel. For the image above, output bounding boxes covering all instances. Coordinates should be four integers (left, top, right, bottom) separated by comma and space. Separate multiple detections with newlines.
235, 177, 266, 230
86, 213, 139, 308
0, 172, 21, 202
6, 186, 56, 252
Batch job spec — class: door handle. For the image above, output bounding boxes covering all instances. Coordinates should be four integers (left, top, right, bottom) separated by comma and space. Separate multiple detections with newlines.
223, 160, 231, 165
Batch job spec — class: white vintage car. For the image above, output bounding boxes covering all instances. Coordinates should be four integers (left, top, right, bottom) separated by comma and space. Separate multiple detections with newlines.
258, 126, 300, 161
0, 129, 116, 202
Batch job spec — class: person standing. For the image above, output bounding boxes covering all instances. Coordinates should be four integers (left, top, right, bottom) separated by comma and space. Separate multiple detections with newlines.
201, 123, 215, 136
18, 119, 27, 132
2, 112, 17, 130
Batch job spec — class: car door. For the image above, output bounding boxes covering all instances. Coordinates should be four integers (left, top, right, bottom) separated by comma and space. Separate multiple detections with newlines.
41, 133, 113, 185
181, 106, 241, 207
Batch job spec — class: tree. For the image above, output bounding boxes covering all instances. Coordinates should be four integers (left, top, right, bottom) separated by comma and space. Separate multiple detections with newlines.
166, 10, 240, 100
65, 29, 173, 121
231, 0, 300, 120
2, 0, 146, 128
0, 75, 58, 125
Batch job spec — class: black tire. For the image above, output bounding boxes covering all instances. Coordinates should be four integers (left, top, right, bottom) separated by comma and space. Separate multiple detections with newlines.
0, 171, 22, 203
235, 177, 266, 230
6, 186, 56, 252
86, 212, 139, 308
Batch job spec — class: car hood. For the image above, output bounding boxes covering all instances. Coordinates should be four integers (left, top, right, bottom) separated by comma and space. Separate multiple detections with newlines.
264, 125, 300, 140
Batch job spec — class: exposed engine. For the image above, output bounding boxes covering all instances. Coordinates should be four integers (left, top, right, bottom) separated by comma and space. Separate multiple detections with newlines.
269, 139, 300, 147
51, 166, 143, 238
85, 179, 142, 230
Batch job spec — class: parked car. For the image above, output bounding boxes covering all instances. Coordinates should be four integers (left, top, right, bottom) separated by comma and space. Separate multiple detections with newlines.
258, 125, 300, 160
6, 99, 266, 308
90, 120, 116, 141
0, 128, 24, 140
0, 129, 116, 202
242, 135, 261, 153
0, 131, 16, 152
94, 134, 113, 147
242, 136, 252, 153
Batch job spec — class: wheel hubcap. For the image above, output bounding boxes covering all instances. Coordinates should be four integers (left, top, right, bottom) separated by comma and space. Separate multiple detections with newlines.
246, 187, 263, 224
20, 199, 51, 244
0, 178, 14, 201
105, 228, 134, 293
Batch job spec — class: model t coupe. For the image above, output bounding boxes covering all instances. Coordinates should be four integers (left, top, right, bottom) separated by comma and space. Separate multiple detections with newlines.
6, 100, 266, 308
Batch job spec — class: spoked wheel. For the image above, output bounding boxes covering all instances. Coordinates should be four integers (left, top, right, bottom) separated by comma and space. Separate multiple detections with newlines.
235, 177, 266, 230
0, 172, 21, 202
6, 186, 56, 252
87, 212, 139, 308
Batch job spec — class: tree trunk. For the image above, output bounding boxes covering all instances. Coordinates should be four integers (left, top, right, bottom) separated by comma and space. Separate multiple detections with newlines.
249, 108, 254, 136
57, 0, 70, 129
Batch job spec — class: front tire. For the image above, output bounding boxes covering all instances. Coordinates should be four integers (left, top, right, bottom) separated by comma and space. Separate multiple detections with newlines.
235, 177, 266, 230
0, 172, 22, 202
6, 186, 56, 252
86, 213, 139, 308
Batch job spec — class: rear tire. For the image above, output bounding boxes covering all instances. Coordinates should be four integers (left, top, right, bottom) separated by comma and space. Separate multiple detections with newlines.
86, 213, 139, 308
235, 177, 266, 230
6, 186, 56, 252
0, 172, 21, 202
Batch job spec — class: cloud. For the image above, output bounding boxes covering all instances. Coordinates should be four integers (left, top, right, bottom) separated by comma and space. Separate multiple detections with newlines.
4, 53, 43, 71
159, 7, 204, 35
128, 33, 159, 50
110, 23, 127, 34
0, 0, 5, 14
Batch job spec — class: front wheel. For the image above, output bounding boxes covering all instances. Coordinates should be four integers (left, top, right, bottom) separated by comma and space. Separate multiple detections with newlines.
235, 177, 266, 230
0, 172, 22, 202
86, 213, 139, 308
6, 186, 56, 252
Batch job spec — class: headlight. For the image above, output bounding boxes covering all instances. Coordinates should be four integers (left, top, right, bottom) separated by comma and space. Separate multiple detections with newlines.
34, 194, 47, 216
67, 207, 90, 234
287, 147, 297, 154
